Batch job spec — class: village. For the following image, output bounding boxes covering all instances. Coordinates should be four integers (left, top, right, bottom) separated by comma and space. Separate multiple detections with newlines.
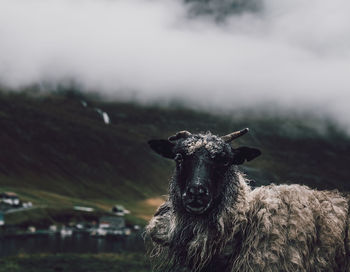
0, 192, 140, 238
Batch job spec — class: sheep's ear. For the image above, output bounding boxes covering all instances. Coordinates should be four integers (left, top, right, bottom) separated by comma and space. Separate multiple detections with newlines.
232, 147, 261, 165
148, 139, 175, 159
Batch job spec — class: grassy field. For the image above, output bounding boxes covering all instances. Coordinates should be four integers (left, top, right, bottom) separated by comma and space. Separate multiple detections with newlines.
0, 253, 151, 272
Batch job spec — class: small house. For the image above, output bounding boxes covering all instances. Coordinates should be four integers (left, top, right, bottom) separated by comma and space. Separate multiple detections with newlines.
112, 204, 130, 216
0, 192, 20, 207
99, 216, 125, 229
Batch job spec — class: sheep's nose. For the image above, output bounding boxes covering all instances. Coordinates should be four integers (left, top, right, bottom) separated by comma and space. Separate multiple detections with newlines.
187, 185, 208, 198
183, 184, 211, 214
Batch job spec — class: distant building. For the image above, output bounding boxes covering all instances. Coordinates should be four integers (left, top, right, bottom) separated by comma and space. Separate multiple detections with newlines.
0, 192, 20, 207
74, 206, 94, 212
112, 205, 130, 216
99, 216, 125, 229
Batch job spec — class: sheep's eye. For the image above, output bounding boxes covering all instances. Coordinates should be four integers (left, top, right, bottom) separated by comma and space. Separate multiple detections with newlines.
215, 154, 230, 166
220, 158, 230, 167
174, 153, 183, 164
222, 159, 230, 166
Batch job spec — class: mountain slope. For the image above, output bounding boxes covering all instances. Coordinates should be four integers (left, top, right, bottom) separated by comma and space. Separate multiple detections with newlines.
0, 89, 349, 223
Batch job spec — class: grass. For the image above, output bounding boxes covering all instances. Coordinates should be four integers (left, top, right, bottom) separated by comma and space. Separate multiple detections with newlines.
0, 253, 151, 272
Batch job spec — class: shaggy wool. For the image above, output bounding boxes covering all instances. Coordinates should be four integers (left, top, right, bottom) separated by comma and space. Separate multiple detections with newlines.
146, 172, 350, 272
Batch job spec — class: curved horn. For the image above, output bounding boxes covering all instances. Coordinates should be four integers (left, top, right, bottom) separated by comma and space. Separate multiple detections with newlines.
221, 128, 249, 143
168, 130, 192, 141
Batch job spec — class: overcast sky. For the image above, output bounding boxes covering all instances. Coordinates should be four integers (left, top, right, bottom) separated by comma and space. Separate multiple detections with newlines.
0, 0, 350, 128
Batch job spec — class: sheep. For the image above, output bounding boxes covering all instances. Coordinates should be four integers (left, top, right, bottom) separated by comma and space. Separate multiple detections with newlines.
145, 129, 350, 272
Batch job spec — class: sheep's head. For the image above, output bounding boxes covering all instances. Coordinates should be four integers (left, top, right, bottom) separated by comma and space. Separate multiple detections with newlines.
148, 129, 261, 215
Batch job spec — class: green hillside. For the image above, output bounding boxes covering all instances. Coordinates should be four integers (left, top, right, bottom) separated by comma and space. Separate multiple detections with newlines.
0, 253, 150, 272
0, 88, 349, 225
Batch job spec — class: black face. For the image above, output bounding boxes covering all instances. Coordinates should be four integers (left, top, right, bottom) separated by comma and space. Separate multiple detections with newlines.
148, 132, 261, 215
173, 147, 233, 214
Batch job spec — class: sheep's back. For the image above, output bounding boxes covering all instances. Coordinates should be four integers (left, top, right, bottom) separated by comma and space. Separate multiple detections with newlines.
237, 184, 349, 271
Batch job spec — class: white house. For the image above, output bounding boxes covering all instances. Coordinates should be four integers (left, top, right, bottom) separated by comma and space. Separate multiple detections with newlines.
0, 192, 20, 207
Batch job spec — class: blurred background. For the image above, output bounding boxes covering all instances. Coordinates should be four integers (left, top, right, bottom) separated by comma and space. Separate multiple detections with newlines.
0, 0, 350, 271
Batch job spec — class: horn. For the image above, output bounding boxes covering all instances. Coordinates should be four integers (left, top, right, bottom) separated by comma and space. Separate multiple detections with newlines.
168, 131, 192, 141
221, 128, 249, 143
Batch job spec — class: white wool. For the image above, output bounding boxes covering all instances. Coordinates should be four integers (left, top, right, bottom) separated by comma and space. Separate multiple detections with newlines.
183, 133, 225, 156
147, 176, 350, 271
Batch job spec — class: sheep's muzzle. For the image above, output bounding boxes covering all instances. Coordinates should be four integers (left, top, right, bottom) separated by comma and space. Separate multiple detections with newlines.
182, 184, 212, 214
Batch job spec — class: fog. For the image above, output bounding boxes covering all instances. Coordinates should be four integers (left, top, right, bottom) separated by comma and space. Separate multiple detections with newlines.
0, 0, 350, 128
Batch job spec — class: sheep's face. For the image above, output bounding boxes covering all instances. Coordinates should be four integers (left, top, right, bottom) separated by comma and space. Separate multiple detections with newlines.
172, 134, 233, 214
149, 131, 260, 215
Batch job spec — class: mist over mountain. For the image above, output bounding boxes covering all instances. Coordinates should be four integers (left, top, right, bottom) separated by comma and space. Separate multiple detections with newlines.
0, 0, 350, 130
184, 0, 262, 18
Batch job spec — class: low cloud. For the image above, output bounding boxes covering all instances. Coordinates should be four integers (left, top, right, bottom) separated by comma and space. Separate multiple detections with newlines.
0, 0, 350, 129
